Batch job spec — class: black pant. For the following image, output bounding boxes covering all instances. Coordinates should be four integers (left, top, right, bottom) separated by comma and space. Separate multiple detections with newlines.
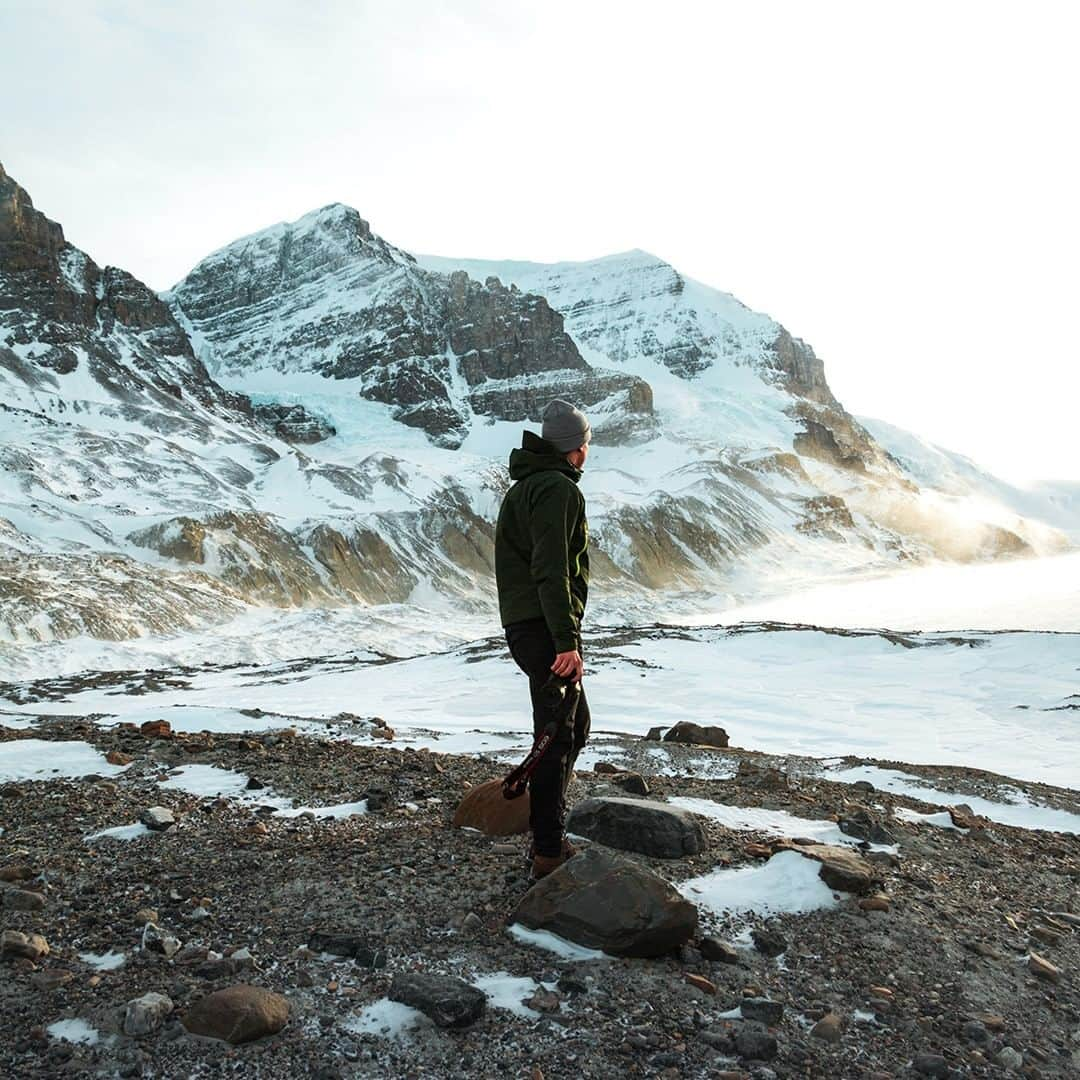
505, 617, 591, 857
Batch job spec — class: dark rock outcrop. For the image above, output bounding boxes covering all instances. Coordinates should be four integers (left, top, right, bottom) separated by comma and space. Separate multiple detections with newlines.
512, 847, 698, 957
388, 972, 486, 1028
566, 797, 706, 858
662, 721, 730, 748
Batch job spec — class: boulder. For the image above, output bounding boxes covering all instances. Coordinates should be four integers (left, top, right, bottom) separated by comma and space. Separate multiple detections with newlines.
124, 992, 173, 1036
182, 984, 289, 1044
452, 780, 530, 836
1, 929, 49, 961
772, 841, 875, 895
388, 973, 486, 1028
662, 722, 729, 748
566, 797, 706, 859
611, 771, 650, 796
511, 847, 698, 957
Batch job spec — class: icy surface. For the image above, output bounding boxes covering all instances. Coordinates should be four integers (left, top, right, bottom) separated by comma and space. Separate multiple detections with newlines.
79, 950, 126, 971
272, 800, 368, 819
84, 823, 152, 842
472, 973, 546, 1018
46, 1019, 99, 1045
507, 924, 607, 961
0, 740, 130, 782
344, 999, 432, 1040
158, 764, 252, 798
895, 808, 965, 831
680, 849, 841, 918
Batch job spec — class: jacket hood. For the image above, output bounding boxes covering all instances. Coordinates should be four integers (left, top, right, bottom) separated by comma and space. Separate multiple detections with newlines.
508, 429, 582, 483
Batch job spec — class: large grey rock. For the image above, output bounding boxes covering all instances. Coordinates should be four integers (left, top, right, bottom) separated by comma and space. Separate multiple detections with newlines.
124, 992, 173, 1036
511, 847, 698, 957
388, 973, 486, 1028
140, 806, 175, 831
566, 797, 706, 858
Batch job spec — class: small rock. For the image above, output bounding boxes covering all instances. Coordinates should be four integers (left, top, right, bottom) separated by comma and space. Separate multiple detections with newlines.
735, 759, 787, 788
0, 865, 35, 882
996, 1046, 1023, 1070
1028, 952, 1061, 983
134, 908, 159, 926
307, 932, 386, 967
2, 888, 45, 911
851, 780, 875, 793
859, 895, 890, 912
913, 1052, 949, 1077
700, 936, 739, 964
810, 1013, 843, 1042
388, 973, 485, 1028
140, 719, 172, 738
106, 750, 133, 766
1, 930, 49, 961
245, 776, 266, 790
461, 912, 483, 934
664, 721, 729, 747
593, 762, 621, 774
611, 771, 650, 796
734, 1024, 778, 1060
741, 998, 784, 1025
962, 1020, 991, 1045
948, 804, 987, 830
751, 928, 787, 958
124, 992, 174, 1036
772, 841, 875, 895
140, 807, 175, 831
182, 984, 290, 1044
142, 924, 182, 958
524, 989, 561, 1013
31, 969, 74, 990
684, 973, 716, 995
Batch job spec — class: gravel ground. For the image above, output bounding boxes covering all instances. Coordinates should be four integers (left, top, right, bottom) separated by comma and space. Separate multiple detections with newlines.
1, 716, 1078, 1079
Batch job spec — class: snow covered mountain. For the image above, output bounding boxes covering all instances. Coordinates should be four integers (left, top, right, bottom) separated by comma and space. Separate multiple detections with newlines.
0, 161, 1071, 647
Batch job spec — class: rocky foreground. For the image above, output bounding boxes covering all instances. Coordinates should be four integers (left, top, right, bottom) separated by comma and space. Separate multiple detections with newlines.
1, 716, 1078, 1079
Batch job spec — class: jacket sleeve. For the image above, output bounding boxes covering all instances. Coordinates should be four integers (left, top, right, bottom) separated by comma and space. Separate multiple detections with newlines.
527, 476, 582, 653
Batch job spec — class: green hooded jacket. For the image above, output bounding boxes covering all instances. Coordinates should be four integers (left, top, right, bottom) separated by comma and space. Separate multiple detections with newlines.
494, 430, 589, 653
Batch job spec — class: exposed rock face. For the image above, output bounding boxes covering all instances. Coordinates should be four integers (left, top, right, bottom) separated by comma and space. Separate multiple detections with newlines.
566, 797, 707, 858
167, 206, 654, 448
512, 847, 699, 957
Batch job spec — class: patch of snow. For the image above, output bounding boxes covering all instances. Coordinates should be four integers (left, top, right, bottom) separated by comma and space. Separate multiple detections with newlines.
670, 797, 896, 852
84, 822, 152, 842
47, 1018, 99, 1045
472, 972, 545, 1018
79, 950, 126, 971
272, 800, 368, 819
0, 740, 130, 782
680, 849, 840, 918
344, 999, 433, 1040
507, 924, 607, 961
894, 807, 965, 831
158, 763, 252, 798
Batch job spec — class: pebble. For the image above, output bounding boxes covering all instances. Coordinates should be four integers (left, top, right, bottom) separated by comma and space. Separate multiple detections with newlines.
700, 936, 739, 964
913, 1052, 949, 1077
810, 1013, 843, 1042
997, 1046, 1023, 1069
134, 908, 159, 925
124, 992, 174, 1036
859, 895, 891, 912
140, 807, 176, 831
1028, 952, 1061, 983
684, 973, 716, 995
751, 928, 787, 958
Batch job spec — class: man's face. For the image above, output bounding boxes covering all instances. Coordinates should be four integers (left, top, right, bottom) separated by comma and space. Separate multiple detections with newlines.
568, 443, 589, 470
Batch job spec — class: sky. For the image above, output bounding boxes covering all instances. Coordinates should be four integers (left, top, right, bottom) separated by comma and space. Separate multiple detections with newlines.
4, 0, 1078, 485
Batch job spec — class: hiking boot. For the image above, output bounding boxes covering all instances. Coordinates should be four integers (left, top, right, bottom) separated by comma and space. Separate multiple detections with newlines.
526, 837, 577, 864
531, 852, 567, 880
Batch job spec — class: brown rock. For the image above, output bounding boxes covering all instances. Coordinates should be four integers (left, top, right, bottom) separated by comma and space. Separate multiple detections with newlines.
810, 1012, 843, 1042
140, 720, 172, 738
773, 841, 875, 895
31, 969, 74, 990
1, 930, 49, 961
948, 804, 988, 830
452, 779, 530, 836
106, 750, 133, 766
684, 973, 717, 995
182, 984, 289, 1044
134, 908, 159, 925
859, 894, 891, 912
1028, 952, 1062, 984
662, 721, 729, 748
2, 888, 45, 911
0, 865, 35, 883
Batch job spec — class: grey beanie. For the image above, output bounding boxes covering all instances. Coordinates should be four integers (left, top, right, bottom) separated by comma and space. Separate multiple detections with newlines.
541, 399, 592, 453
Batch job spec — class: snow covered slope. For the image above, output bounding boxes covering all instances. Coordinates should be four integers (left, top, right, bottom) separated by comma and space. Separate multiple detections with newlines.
0, 160, 1071, 649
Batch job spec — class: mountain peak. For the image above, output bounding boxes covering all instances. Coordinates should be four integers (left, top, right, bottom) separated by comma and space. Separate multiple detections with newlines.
0, 162, 67, 271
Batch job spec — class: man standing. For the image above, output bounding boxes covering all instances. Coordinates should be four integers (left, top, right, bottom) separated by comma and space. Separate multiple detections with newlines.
495, 399, 592, 879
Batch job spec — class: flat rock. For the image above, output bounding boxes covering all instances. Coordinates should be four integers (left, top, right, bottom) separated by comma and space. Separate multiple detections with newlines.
734, 1024, 778, 1060
772, 841, 875, 895
2, 887, 45, 911
700, 936, 739, 964
565, 797, 706, 858
388, 972, 486, 1028
741, 998, 784, 1024
662, 721, 729, 748
140, 806, 175, 831
1, 930, 49, 961
511, 847, 698, 958
1028, 952, 1061, 983
182, 984, 289, 1044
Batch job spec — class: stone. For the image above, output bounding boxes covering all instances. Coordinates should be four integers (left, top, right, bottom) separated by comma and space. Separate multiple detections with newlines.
511, 847, 698, 957
859, 895, 890, 912
140, 806, 175, 831
142, 924, 182, 958
948, 804, 987, 830
134, 908, 159, 925
810, 1013, 843, 1042
962, 1021, 991, 1046
2, 887, 45, 911
388, 973, 486, 1028
124, 992, 174, 1036
772, 841, 874, 895
565, 797, 706, 858
140, 720, 172, 738
735, 759, 787, 788
1028, 952, 1061, 983
611, 771, 650, 796
996, 1047, 1023, 1069
913, 1053, 949, 1077
1, 930, 49, 961
684, 973, 716, 995
307, 933, 386, 968
751, 928, 787, 958
106, 749, 133, 766
662, 721, 729, 748
644, 726, 666, 741
182, 984, 290, 1044
524, 989, 561, 1013
700, 937, 739, 964
30, 969, 74, 990
734, 1024, 778, 1060
838, 809, 896, 846
0, 864, 35, 882
741, 998, 784, 1025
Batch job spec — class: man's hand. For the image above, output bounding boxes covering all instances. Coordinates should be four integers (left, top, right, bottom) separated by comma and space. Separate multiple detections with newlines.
551, 649, 584, 683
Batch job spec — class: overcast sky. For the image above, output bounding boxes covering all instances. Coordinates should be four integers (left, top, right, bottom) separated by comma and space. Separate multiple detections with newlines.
5, 1, 1077, 484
